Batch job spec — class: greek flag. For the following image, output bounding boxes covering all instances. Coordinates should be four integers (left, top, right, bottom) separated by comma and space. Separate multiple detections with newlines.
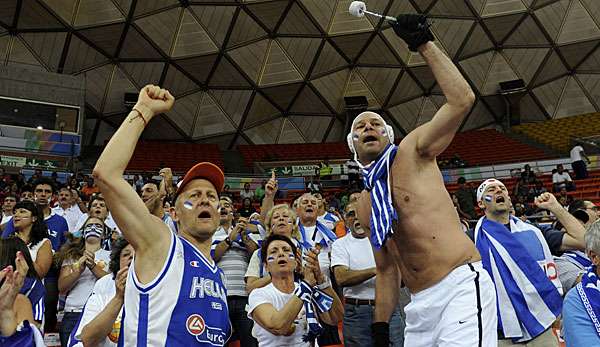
475, 216, 562, 342
576, 265, 600, 338
362, 144, 398, 248
298, 220, 337, 250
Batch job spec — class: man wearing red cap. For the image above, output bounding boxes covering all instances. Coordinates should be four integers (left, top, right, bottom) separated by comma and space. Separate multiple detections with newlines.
93, 85, 231, 346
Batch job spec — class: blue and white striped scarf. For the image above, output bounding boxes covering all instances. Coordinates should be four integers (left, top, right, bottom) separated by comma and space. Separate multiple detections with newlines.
576, 265, 600, 338
362, 144, 398, 248
475, 216, 563, 342
294, 281, 334, 343
562, 250, 592, 269
297, 220, 337, 251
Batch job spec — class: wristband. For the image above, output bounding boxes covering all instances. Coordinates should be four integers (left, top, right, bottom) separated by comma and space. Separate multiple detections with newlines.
293, 280, 314, 303
131, 108, 148, 127
372, 322, 390, 346
315, 277, 331, 290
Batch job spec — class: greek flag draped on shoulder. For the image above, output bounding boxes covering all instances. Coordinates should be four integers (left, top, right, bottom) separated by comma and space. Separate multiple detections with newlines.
362, 143, 398, 248
562, 250, 592, 269
298, 220, 337, 250
576, 265, 600, 338
474, 216, 562, 342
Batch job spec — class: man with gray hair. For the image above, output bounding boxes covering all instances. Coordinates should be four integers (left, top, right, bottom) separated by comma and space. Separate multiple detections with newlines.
563, 220, 600, 346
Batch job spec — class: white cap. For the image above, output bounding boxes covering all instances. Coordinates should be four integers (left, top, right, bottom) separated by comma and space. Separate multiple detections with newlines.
476, 178, 506, 202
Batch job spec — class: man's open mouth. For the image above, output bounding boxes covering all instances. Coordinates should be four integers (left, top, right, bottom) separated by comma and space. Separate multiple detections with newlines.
198, 211, 211, 218
363, 135, 378, 144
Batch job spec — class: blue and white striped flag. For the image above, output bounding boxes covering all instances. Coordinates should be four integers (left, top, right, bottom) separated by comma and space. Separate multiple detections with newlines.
475, 216, 563, 342
362, 144, 398, 248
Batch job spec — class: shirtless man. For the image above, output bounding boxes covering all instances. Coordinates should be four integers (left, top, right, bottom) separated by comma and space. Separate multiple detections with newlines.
352, 15, 497, 347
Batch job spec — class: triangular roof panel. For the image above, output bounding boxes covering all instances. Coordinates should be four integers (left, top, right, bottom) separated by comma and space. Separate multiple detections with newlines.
278, 119, 305, 144
190, 5, 236, 47
172, 9, 219, 58
259, 40, 303, 86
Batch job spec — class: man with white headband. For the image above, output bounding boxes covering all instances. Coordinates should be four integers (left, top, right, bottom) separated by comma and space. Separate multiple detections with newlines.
350, 16, 497, 347
474, 178, 563, 345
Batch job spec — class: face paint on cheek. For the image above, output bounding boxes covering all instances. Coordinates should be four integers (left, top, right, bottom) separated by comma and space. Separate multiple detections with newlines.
288, 253, 295, 260
352, 133, 359, 141
183, 201, 194, 210
266, 256, 275, 263
484, 195, 493, 203
380, 128, 386, 136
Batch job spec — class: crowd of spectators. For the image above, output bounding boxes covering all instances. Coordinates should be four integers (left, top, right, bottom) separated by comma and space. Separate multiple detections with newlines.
0, 152, 598, 346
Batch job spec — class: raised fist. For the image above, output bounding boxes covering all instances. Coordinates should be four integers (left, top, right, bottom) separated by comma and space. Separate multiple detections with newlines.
391, 14, 434, 52
534, 192, 560, 212
135, 85, 175, 120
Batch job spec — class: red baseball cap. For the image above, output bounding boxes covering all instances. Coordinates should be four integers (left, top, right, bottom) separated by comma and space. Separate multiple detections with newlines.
175, 162, 224, 200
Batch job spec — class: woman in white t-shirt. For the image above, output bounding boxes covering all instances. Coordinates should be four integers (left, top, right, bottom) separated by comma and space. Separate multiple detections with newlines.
57, 217, 111, 346
12, 201, 52, 279
247, 234, 344, 346
245, 204, 302, 293
67, 237, 134, 347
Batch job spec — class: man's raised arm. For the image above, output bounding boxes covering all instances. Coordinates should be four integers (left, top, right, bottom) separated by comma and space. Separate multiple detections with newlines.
413, 42, 475, 159
92, 85, 174, 251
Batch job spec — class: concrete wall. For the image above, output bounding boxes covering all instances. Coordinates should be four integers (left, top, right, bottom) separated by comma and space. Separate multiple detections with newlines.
0, 65, 85, 132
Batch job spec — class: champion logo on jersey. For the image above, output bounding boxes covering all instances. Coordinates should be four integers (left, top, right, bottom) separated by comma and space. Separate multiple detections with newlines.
190, 260, 200, 268
186, 314, 206, 336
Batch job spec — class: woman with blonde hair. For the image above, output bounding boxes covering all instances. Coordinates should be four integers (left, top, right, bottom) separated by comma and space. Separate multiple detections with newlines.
245, 204, 301, 293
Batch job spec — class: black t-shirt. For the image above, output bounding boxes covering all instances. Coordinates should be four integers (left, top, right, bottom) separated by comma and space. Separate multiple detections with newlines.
238, 207, 256, 218
538, 224, 565, 256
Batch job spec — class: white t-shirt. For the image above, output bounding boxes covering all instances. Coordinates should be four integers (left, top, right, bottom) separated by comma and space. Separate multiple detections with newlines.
552, 171, 572, 184
62, 249, 111, 311
73, 274, 120, 347
570, 146, 584, 162
247, 283, 309, 347
300, 225, 331, 281
52, 205, 85, 234
331, 234, 376, 300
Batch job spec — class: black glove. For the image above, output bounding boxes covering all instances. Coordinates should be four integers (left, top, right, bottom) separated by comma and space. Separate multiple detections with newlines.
390, 14, 434, 52
371, 322, 390, 346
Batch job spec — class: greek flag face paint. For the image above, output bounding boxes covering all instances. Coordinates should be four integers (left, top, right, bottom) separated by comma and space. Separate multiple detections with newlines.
288, 253, 295, 260
484, 195, 493, 203
183, 201, 194, 210
266, 256, 275, 263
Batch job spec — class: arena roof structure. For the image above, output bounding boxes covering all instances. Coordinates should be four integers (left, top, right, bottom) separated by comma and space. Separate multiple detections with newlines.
1, 0, 600, 148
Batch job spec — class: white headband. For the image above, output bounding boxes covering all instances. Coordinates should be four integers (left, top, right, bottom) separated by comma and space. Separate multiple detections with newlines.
346, 112, 394, 169
476, 178, 506, 202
